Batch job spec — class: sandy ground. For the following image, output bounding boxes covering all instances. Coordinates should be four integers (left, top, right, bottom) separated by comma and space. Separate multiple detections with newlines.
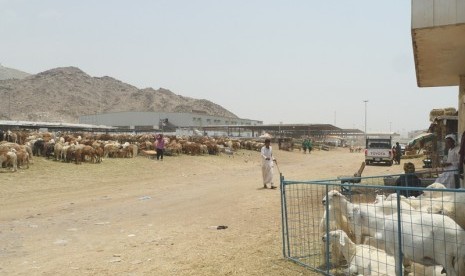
0, 145, 424, 276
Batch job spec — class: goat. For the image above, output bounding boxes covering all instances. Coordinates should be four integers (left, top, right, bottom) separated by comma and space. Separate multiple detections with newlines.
351, 206, 465, 276
321, 190, 357, 266
322, 229, 398, 275
323, 190, 411, 245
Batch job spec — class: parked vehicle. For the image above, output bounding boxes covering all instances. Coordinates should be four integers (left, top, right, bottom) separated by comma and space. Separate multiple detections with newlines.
365, 137, 393, 166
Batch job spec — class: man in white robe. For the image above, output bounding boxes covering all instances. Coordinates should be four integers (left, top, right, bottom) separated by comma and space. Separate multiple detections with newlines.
436, 134, 460, 188
261, 139, 276, 189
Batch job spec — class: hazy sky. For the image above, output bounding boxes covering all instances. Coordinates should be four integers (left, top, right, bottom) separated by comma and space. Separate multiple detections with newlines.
0, 1, 459, 136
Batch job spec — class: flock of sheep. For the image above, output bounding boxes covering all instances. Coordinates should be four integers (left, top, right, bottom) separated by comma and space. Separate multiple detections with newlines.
0, 130, 267, 172
320, 184, 465, 275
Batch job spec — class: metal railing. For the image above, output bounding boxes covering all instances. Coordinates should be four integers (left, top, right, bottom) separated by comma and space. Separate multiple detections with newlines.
280, 171, 463, 275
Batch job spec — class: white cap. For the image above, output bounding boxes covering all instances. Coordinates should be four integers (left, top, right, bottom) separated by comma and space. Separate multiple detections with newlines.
445, 134, 456, 143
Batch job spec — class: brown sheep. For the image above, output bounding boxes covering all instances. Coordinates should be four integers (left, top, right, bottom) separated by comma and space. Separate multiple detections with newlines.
94, 147, 104, 163
0, 149, 18, 171
15, 149, 30, 169
81, 145, 97, 163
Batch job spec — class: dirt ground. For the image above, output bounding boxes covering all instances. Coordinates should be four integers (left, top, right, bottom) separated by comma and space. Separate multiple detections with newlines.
0, 144, 424, 276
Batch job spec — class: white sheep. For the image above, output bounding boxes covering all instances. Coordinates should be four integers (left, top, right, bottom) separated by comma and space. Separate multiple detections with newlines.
373, 193, 416, 216
321, 191, 396, 263
385, 192, 437, 216
323, 190, 411, 245
320, 190, 357, 266
351, 206, 465, 276
360, 194, 423, 251
431, 192, 465, 231
398, 184, 465, 231
373, 194, 386, 204
404, 183, 452, 213
322, 229, 399, 276
321, 190, 356, 240
319, 204, 345, 266
420, 182, 449, 199
408, 263, 446, 276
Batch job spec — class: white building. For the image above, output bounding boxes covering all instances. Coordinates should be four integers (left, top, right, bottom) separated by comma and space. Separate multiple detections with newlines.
79, 111, 262, 135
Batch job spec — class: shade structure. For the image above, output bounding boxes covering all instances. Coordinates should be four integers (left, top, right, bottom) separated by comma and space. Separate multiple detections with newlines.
408, 133, 435, 147
259, 133, 272, 139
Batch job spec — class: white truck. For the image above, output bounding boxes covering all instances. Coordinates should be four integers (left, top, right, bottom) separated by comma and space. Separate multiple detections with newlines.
365, 137, 393, 166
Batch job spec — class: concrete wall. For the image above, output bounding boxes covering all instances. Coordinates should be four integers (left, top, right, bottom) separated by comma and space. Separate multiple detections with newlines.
412, 0, 465, 28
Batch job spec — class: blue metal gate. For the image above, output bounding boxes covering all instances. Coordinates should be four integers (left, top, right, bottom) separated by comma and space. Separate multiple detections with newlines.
280, 172, 464, 275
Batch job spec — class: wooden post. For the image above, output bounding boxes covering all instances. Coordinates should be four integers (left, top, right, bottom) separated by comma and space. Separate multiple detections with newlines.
355, 161, 366, 177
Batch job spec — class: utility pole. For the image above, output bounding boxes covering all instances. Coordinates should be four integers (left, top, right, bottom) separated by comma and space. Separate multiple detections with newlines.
364, 100, 368, 141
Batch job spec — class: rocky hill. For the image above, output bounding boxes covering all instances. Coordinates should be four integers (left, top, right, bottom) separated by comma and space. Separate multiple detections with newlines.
0, 66, 238, 123
0, 64, 30, 80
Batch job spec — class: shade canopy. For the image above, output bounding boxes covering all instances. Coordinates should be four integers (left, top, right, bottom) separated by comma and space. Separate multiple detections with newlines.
259, 133, 272, 139
408, 133, 435, 147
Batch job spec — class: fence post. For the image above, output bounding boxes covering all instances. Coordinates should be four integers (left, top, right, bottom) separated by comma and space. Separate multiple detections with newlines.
396, 189, 404, 276
324, 184, 330, 273
280, 174, 291, 258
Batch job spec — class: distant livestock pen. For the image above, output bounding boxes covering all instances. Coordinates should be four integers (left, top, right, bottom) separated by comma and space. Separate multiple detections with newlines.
0, 130, 269, 172
280, 173, 465, 276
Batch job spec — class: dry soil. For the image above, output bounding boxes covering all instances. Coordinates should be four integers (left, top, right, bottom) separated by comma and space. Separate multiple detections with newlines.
0, 145, 423, 276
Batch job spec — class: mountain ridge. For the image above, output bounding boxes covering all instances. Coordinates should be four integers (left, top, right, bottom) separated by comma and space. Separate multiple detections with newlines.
0, 64, 31, 80
0, 66, 238, 123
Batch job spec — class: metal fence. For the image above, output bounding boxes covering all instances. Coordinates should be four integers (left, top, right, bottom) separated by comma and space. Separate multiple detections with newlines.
280, 171, 465, 276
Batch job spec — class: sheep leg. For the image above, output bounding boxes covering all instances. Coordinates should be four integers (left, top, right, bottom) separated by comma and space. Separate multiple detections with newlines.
354, 224, 363, 244
346, 264, 358, 275
446, 255, 457, 276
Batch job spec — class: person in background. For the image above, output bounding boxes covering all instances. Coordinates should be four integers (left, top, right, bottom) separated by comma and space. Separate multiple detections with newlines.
459, 131, 465, 183
302, 138, 312, 154
392, 145, 398, 164
395, 142, 402, 165
261, 138, 276, 189
395, 162, 423, 197
155, 134, 165, 161
436, 134, 460, 188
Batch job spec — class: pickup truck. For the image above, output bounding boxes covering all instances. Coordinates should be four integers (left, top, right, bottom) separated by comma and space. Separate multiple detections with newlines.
365, 138, 393, 166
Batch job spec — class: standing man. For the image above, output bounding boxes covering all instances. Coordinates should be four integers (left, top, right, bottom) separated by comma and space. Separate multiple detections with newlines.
392, 146, 398, 164
436, 134, 460, 188
155, 134, 165, 161
302, 138, 312, 154
261, 138, 276, 189
395, 142, 402, 165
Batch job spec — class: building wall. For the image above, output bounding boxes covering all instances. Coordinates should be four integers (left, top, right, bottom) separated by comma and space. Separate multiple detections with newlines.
412, 0, 465, 28
79, 112, 262, 129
